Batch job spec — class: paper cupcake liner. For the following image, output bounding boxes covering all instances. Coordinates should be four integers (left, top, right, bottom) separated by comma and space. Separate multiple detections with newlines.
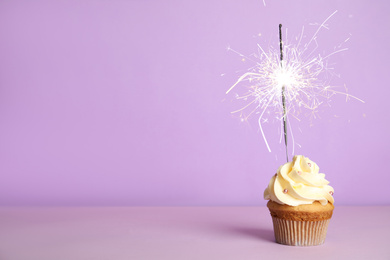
272, 217, 330, 246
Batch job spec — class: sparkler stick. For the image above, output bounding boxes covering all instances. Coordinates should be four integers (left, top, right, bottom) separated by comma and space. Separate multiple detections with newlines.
279, 24, 289, 162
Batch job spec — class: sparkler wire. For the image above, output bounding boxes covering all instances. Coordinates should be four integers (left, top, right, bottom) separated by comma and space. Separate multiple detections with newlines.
279, 24, 289, 162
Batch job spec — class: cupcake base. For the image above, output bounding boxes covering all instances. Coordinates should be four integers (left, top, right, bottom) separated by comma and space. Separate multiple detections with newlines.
272, 217, 330, 246
267, 201, 334, 246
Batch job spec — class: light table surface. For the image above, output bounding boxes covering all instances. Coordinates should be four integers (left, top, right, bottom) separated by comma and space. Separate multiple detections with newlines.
0, 206, 389, 260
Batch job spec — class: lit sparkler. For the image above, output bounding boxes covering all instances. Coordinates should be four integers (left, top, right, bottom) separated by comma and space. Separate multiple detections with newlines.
226, 10, 364, 156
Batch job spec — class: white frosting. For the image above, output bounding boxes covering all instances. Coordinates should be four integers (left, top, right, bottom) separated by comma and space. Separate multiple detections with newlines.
264, 155, 334, 206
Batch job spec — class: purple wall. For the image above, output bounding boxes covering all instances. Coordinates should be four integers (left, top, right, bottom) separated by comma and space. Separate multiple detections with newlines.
0, 0, 388, 206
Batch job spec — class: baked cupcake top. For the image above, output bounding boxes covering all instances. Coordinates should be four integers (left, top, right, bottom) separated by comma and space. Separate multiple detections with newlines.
264, 155, 334, 206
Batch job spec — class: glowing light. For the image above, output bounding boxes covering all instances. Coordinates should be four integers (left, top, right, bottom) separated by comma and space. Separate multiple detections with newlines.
226, 11, 364, 152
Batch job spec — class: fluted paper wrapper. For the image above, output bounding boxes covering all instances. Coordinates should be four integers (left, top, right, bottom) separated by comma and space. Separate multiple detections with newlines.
272, 217, 330, 246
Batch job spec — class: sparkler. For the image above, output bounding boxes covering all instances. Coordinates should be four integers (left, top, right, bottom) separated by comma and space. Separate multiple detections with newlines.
226, 11, 364, 157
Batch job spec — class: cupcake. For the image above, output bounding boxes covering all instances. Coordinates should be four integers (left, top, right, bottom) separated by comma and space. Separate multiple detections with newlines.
264, 155, 334, 246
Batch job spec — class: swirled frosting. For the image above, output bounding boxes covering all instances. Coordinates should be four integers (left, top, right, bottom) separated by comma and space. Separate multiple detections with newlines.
264, 155, 334, 206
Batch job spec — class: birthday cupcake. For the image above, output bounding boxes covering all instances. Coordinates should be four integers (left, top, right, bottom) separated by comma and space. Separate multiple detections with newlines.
264, 155, 334, 246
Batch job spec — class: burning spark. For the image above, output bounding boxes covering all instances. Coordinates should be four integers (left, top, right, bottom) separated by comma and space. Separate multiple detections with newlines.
226, 11, 364, 153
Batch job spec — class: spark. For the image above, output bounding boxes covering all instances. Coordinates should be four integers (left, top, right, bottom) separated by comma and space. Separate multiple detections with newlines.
226, 11, 364, 153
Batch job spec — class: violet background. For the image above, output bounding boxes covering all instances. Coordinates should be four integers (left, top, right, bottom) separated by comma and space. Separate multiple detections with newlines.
0, 0, 388, 206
